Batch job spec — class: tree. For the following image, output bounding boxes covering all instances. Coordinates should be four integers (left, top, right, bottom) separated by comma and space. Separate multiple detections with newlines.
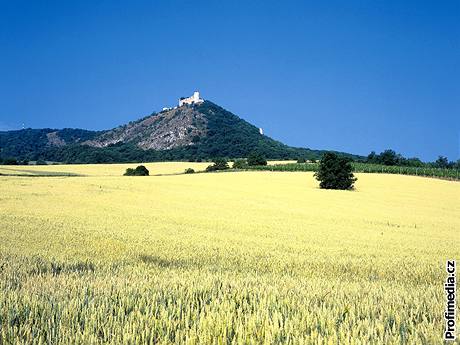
314, 152, 357, 190
1, 157, 18, 165
366, 151, 377, 163
297, 157, 306, 163
379, 149, 399, 166
206, 158, 229, 172
232, 159, 247, 169
184, 168, 195, 174
404, 157, 424, 167
247, 151, 267, 166
124, 165, 149, 176
434, 156, 449, 169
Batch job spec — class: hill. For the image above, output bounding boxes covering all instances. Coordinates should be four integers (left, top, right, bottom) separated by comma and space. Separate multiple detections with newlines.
0, 101, 360, 163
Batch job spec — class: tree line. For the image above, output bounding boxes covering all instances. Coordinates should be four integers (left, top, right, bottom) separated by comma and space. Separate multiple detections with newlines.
364, 149, 459, 169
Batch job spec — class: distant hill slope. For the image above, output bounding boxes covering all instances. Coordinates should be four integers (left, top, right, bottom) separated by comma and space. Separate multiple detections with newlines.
0, 128, 100, 159
0, 101, 360, 163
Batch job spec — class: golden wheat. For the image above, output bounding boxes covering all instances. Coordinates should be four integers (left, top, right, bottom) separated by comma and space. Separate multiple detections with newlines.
0, 161, 210, 177
0, 167, 459, 344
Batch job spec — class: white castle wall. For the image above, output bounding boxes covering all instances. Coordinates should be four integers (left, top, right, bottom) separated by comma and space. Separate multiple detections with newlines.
179, 91, 204, 107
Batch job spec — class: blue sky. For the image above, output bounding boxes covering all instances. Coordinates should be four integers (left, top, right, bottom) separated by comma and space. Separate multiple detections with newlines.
0, 1, 458, 161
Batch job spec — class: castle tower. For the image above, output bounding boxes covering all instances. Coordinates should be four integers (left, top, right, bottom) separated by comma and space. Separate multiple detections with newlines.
179, 91, 204, 107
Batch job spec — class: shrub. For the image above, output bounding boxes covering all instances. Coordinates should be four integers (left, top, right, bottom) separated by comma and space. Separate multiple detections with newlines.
206, 158, 229, 172
297, 157, 306, 163
232, 159, 247, 169
314, 152, 357, 190
247, 151, 267, 166
379, 149, 401, 166
124, 165, 149, 176
434, 156, 449, 169
1, 158, 18, 165
184, 168, 195, 174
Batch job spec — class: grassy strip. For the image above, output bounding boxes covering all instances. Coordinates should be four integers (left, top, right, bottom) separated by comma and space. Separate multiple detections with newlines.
0, 173, 82, 177
244, 162, 460, 180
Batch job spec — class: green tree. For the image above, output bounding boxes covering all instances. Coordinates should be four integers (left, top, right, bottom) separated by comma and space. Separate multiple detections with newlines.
366, 151, 377, 163
379, 149, 399, 166
232, 159, 247, 169
314, 152, 357, 190
206, 158, 229, 172
124, 165, 149, 176
434, 156, 449, 169
247, 151, 267, 166
404, 157, 424, 167
1, 157, 18, 165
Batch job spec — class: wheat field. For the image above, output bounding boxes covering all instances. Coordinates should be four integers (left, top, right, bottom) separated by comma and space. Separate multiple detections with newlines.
1, 163, 459, 344
0, 161, 294, 177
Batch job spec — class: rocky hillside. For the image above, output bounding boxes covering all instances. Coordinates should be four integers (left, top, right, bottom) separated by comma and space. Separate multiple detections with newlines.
85, 106, 208, 150
0, 101, 360, 163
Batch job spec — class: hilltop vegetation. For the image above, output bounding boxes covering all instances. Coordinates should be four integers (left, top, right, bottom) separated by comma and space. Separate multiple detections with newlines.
0, 101, 358, 163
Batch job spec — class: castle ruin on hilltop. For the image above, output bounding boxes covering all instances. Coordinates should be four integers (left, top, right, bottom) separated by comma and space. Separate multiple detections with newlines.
179, 91, 204, 107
